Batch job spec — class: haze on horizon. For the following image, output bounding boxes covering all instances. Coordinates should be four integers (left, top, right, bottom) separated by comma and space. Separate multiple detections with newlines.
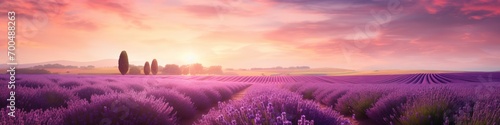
0, 0, 499, 71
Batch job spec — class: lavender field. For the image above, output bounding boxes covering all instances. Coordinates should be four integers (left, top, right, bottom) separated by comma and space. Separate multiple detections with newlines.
1, 72, 500, 125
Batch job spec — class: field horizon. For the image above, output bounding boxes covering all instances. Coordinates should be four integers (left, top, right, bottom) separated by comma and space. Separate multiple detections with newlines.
3, 59, 496, 76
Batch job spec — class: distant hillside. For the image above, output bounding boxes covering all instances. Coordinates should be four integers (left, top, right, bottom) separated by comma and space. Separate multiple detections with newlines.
0, 59, 118, 69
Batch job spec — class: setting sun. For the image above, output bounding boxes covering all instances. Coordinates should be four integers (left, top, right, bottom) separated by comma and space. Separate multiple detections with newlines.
182, 53, 198, 64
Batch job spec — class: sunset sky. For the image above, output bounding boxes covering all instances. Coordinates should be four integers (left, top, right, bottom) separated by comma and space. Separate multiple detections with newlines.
1, 0, 499, 71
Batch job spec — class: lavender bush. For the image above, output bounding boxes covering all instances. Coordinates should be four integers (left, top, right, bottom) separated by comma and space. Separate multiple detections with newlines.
0, 108, 63, 125
197, 85, 350, 125
213, 86, 234, 100
127, 83, 146, 92
174, 86, 212, 110
200, 87, 223, 104
335, 88, 388, 119
58, 81, 83, 89
146, 88, 197, 120
73, 86, 109, 102
453, 98, 500, 124
366, 89, 414, 124
107, 85, 125, 93
15, 79, 50, 89
397, 87, 468, 125
63, 93, 176, 125
16, 87, 77, 111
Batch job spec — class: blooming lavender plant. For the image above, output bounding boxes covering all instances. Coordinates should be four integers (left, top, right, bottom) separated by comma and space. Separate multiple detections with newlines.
197, 85, 350, 125
127, 83, 146, 92
73, 86, 109, 102
335, 88, 388, 119
200, 87, 223, 104
453, 96, 500, 124
16, 87, 77, 111
0, 108, 64, 125
366, 89, 415, 124
58, 81, 84, 89
107, 85, 125, 93
398, 87, 466, 125
175, 86, 212, 110
63, 93, 176, 125
146, 88, 197, 120
15, 79, 51, 89
213, 86, 234, 100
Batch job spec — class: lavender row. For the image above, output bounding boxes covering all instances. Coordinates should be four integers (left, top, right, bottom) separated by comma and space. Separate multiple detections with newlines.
144, 72, 500, 84
197, 85, 350, 125
1, 75, 251, 124
2, 72, 499, 84
282, 82, 500, 124
1, 91, 178, 125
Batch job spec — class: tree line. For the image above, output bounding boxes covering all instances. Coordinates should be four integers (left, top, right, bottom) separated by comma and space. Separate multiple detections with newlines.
32, 64, 95, 69
118, 50, 223, 75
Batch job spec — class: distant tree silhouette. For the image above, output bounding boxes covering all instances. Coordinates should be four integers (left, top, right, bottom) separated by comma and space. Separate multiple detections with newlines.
151, 59, 158, 75
144, 61, 150, 75
79, 65, 95, 69
189, 63, 203, 75
163, 64, 181, 75
85, 65, 95, 69
207, 66, 223, 75
33, 64, 78, 69
118, 50, 129, 75
180, 65, 190, 75
129, 65, 141, 75
10, 68, 51, 74
158, 65, 164, 72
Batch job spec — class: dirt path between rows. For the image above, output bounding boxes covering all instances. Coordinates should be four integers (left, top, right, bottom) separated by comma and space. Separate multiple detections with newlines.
179, 85, 252, 125
229, 86, 250, 101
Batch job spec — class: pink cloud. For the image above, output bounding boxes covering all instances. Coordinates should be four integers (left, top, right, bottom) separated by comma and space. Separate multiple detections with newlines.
64, 19, 99, 31
264, 20, 355, 43
86, 0, 133, 18
85, 0, 151, 29
183, 5, 221, 18
0, 0, 67, 18
418, 0, 500, 19
461, 1, 500, 19
181, 1, 275, 19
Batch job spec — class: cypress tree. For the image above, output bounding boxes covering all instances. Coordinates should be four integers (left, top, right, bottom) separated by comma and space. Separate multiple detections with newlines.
151, 59, 158, 75
144, 61, 150, 75
118, 50, 129, 75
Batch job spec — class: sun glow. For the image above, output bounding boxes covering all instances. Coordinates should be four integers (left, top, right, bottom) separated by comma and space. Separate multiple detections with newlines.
182, 53, 198, 64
